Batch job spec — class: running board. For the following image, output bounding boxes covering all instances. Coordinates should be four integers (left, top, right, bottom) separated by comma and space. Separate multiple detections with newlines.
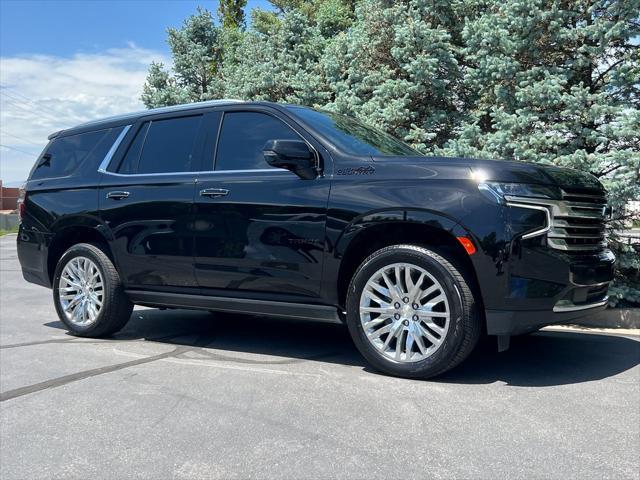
125, 290, 343, 324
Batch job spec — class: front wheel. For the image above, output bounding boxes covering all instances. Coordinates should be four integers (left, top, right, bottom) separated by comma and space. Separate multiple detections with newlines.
52, 243, 133, 337
346, 245, 480, 379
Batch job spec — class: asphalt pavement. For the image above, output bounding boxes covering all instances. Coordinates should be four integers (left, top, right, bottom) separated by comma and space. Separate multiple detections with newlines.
1, 234, 639, 479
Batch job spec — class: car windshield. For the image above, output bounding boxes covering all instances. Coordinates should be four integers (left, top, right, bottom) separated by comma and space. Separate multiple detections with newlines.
287, 106, 421, 156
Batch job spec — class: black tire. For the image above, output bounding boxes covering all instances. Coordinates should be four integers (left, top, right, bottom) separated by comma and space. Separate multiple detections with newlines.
52, 243, 133, 337
346, 244, 480, 379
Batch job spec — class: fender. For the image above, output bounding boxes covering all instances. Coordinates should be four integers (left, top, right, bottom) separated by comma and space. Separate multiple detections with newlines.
50, 213, 112, 239
334, 207, 461, 258
321, 207, 474, 307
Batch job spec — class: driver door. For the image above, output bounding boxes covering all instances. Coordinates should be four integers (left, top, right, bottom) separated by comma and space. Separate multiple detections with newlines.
193, 107, 330, 300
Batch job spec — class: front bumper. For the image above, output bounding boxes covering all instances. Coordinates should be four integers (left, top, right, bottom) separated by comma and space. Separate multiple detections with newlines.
481, 245, 614, 335
458, 179, 615, 337
485, 298, 608, 336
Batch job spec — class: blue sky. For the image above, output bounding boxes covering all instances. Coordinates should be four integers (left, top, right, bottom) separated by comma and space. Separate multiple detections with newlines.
0, 1, 272, 57
0, 0, 272, 185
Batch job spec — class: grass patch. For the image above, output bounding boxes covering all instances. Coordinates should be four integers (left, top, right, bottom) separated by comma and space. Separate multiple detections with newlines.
0, 226, 19, 236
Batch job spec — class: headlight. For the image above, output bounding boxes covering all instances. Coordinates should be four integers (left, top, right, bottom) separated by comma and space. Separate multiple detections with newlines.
478, 182, 561, 203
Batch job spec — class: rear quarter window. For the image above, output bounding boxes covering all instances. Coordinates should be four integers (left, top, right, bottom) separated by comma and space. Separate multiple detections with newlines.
30, 127, 123, 180
113, 115, 203, 174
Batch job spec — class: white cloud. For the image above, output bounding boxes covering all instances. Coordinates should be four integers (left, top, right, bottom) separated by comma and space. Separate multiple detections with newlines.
0, 44, 169, 184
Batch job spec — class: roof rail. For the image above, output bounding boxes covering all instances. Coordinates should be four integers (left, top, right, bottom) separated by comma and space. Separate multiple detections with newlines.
71, 98, 247, 131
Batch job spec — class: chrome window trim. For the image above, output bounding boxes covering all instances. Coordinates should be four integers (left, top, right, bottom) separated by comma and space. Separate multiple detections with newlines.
505, 199, 552, 239
96, 107, 320, 178
198, 168, 291, 175
99, 168, 292, 178
97, 125, 132, 173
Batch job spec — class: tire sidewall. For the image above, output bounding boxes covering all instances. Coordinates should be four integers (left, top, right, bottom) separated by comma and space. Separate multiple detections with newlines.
52, 244, 111, 335
346, 246, 467, 378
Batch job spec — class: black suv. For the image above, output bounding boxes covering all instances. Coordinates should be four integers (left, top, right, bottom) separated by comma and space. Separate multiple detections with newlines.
17, 100, 615, 378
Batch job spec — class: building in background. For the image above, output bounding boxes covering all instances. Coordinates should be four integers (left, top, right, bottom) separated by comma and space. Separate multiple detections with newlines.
0, 180, 20, 211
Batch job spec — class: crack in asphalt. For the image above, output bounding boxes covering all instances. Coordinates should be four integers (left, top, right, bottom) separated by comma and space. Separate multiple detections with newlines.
171, 347, 343, 366
0, 332, 345, 402
0, 332, 210, 402
1, 331, 345, 365
0, 338, 82, 349
0, 331, 205, 350
0, 345, 191, 402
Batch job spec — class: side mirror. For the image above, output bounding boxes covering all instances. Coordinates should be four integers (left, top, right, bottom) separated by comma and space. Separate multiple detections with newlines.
263, 139, 317, 180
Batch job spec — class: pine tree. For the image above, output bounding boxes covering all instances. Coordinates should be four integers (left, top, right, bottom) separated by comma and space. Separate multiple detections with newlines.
441, 0, 640, 304
218, 0, 247, 29
140, 62, 190, 107
141, 7, 224, 108
252, 0, 355, 35
222, 1, 355, 103
321, 0, 464, 150
222, 10, 332, 104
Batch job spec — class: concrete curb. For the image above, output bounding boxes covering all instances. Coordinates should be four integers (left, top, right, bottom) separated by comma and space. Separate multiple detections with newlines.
544, 325, 640, 337
571, 308, 640, 329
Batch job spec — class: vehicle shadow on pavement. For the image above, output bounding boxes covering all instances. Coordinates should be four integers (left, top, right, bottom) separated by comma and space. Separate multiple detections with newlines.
436, 330, 640, 387
45, 308, 365, 369
44, 309, 639, 386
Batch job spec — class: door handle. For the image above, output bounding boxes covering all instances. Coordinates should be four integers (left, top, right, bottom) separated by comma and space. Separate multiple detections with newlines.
200, 188, 229, 198
106, 191, 130, 200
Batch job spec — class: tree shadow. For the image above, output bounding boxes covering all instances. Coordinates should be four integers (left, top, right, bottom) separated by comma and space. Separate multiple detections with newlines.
44, 309, 639, 386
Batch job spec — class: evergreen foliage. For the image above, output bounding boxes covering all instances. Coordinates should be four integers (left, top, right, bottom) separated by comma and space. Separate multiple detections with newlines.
142, 0, 640, 305
218, 0, 247, 29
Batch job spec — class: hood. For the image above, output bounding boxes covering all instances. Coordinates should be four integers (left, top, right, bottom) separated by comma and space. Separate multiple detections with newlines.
372, 156, 605, 192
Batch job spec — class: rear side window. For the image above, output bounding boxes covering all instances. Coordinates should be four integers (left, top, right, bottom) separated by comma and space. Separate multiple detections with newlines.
215, 112, 301, 171
117, 115, 203, 174
116, 123, 149, 174
30, 127, 122, 180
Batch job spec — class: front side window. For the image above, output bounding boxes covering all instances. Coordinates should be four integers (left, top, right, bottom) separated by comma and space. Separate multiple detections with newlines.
117, 115, 202, 174
215, 111, 301, 171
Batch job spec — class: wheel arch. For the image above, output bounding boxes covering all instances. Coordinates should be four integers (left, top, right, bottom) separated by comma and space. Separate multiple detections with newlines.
47, 221, 114, 284
334, 209, 482, 310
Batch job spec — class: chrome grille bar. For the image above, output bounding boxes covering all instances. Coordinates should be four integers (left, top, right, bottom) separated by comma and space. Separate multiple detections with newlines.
505, 188, 608, 252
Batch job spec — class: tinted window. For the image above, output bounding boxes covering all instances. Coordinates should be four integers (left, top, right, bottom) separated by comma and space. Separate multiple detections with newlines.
31, 127, 122, 180
215, 112, 301, 171
136, 116, 202, 174
115, 122, 149, 174
287, 107, 419, 156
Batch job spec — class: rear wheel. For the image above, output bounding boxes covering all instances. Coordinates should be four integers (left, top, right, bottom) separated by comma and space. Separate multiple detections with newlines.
52, 243, 133, 337
346, 245, 480, 379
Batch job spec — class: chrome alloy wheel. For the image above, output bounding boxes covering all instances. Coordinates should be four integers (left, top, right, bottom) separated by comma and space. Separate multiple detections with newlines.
58, 256, 104, 327
359, 262, 451, 363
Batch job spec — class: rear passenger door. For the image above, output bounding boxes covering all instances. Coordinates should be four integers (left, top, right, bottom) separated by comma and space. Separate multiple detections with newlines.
99, 113, 206, 290
193, 107, 330, 299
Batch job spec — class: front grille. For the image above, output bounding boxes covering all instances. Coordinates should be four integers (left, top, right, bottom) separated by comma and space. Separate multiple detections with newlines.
506, 187, 608, 253
547, 189, 607, 252
585, 284, 609, 303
